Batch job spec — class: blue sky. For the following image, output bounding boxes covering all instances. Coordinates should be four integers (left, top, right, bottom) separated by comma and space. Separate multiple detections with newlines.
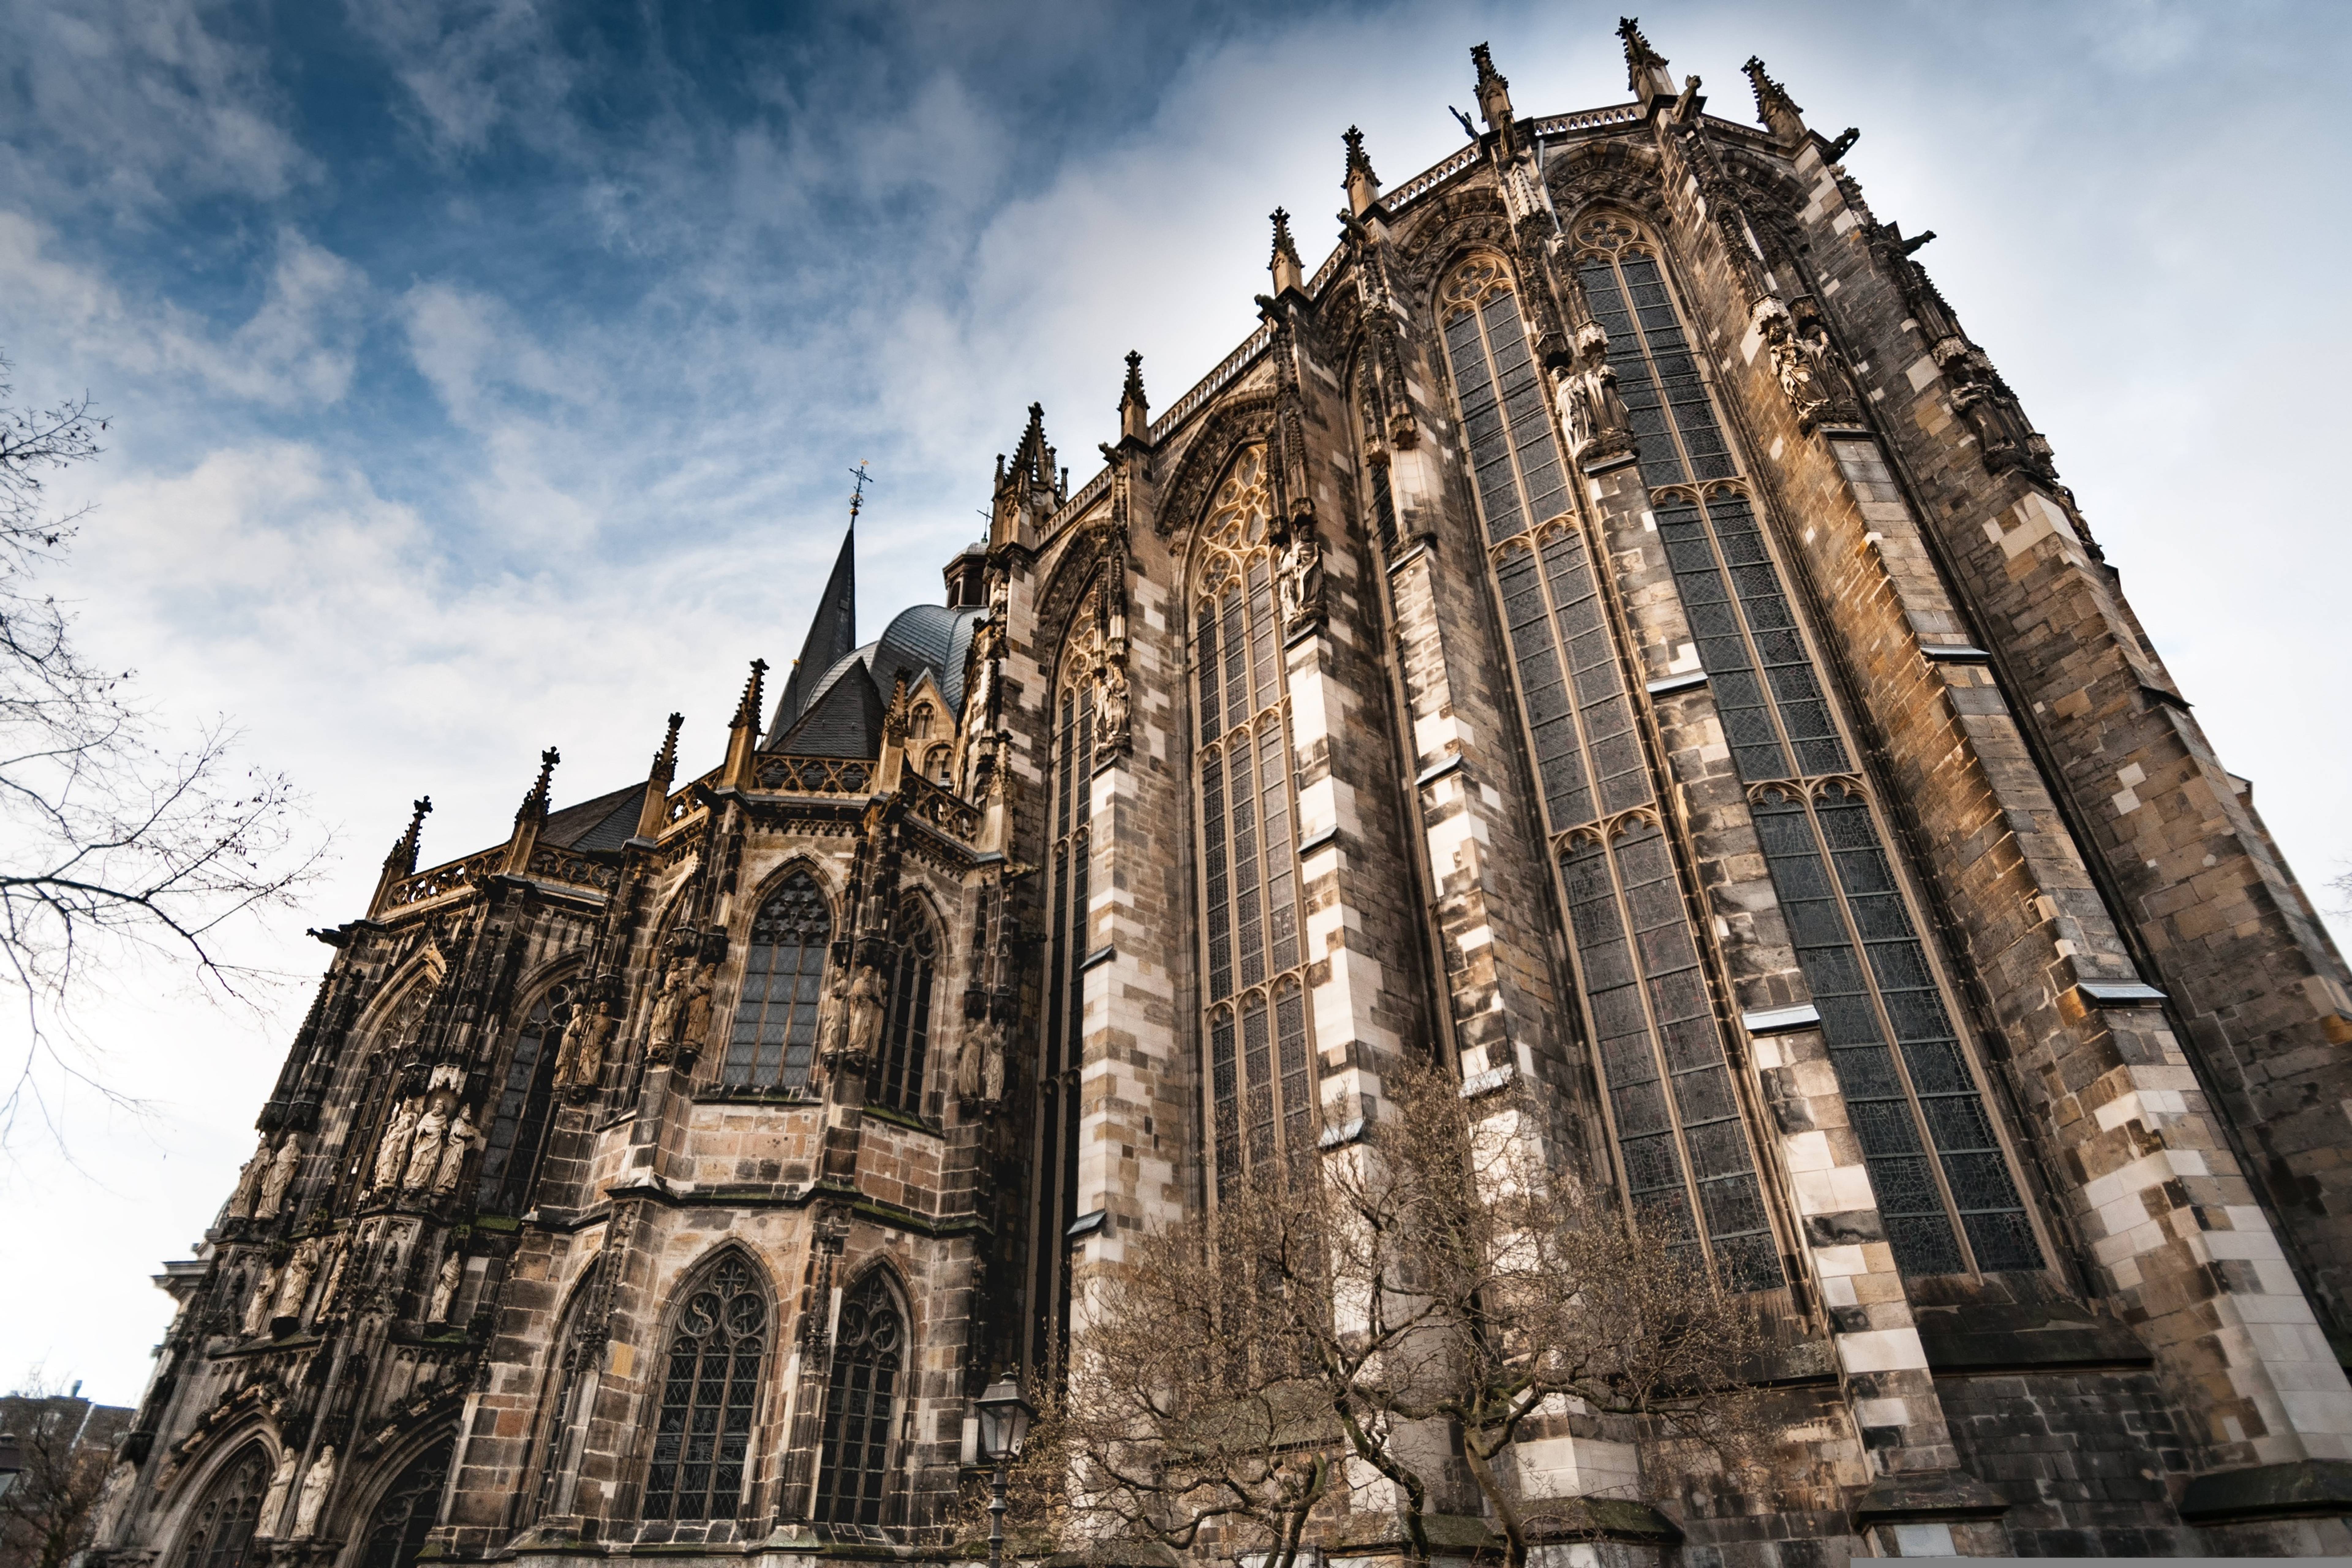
5, 0, 2348, 1403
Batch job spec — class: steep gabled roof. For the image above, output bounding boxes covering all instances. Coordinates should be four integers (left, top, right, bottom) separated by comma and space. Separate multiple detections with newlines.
775, 655, 886, 758
540, 783, 644, 853
766, 524, 858, 743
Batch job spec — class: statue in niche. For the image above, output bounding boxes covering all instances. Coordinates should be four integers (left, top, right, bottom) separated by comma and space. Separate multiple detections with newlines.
257, 1448, 298, 1537
677, 963, 712, 1065
1558, 320, 1633, 461
242, 1266, 280, 1336
428, 1252, 463, 1323
401, 1099, 449, 1192
646, 962, 686, 1062
314, 1234, 352, 1317
291, 1445, 335, 1537
1277, 523, 1324, 628
255, 1135, 302, 1220
228, 1133, 272, 1219
840, 962, 888, 1070
956, 1016, 1005, 1108
273, 1237, 321, 1322
431, 1103, 477, 1194
372, 1100, 419, 1192
554, 1001, 614, 1099
1097, 658, 1131, 753
1754, 296, 1828, 426
1789, 296, 1861, 428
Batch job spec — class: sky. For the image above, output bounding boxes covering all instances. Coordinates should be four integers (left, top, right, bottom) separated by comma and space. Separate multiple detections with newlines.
2, 0, 2347, 1405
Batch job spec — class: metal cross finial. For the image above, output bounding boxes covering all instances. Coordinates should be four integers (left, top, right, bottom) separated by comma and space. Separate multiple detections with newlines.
849, 461, 874, 524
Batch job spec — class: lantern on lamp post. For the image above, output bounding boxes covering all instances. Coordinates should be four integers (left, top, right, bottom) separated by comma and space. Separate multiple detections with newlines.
975, 1374, 1034, 1568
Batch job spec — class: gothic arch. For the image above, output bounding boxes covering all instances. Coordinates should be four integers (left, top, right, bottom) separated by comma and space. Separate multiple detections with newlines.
1393, 187, 1512, 289
339, 1421, 458, 1568
1157, 390, 1276, 547
160, 1429, 281, 1568
515, 1253, 610, 1528
1031, 540, 1114, 685
1544, 141, 1672, 229
638, 1243, 779, 1523
472, 967, 584, 1217
719, 864, 838, 1093
811, 1264, 912, 1528
741, 852, 846, 920
870, 892, 945, 1119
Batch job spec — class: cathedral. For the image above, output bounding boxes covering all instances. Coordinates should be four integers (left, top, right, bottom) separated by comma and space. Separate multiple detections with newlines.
84, 21, 2352, 1568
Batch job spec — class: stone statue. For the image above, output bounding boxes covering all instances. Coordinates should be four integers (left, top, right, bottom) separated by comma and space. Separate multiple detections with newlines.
677, 964, 712, 1065
842, 963, 888, 1069
428, 1252, 463, 1322
373, 1100, 419, 1192
431, 1104, 477, 1194
956, 1016, 1004, 1105
1557, 321, 1632, 461
256, 1135, 302, 1220
228, 1133, 271, 1219
1754, 296, 1827, 426
242, 1266, 279, 1335
402, 1100, 449, 1191
1277, 523, 1324, 628
314, 1234, 351, 1317
292, 1445, 335, 1537
257, 1448, 298, 1537
646, 963, 686, 1061
982, 1023, 1006, 1106
1098, 657, 1131, 752
554, 1002, 613, 1097
273, 1237, 321, 1322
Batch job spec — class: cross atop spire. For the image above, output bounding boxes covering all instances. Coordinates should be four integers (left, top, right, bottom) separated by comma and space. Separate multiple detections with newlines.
1618, 17, 1678, 106
1343, 126, 1381, 217
1269, 208, 1305, 296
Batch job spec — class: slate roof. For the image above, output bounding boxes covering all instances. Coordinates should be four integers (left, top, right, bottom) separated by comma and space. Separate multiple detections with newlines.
767, 602, 984, 758
540, 783, 643, 853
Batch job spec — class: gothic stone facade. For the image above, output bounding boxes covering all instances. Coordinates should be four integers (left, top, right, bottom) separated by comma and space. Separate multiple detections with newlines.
86, 25, 2352, 1568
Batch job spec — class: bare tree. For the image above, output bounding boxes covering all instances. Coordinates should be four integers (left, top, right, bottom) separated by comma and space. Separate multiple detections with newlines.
0, 1371, 131, 1568
1001, 1059, 1772, 1568
0, 360, 322, 1143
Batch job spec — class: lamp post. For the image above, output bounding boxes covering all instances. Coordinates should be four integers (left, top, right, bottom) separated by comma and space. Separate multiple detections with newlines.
975, 1374, 1034, 1568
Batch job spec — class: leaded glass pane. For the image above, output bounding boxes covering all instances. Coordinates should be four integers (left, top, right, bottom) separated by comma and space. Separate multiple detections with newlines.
644, 1258, 766, 1522
724, 873, 831, 1090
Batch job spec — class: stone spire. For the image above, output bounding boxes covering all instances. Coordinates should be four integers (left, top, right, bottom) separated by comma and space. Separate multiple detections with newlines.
992, 402, 1062, 548
1118, 351, 1149, 447
1618, 16, 1678, 106
1342, 125, 1381, 218
635, 712, 684, 841
1471, 43, 1514, 137
1268, 207, 1306, 297
723, 660, 768, 789
368, 796, 432, 914
502, 748, 559, 873
1743, 55, 1807, 146
768, 523, 857, 743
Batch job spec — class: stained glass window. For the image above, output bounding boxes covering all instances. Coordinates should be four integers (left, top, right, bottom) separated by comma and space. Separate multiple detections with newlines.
476, 985, 569, 1216
869, 903, 937, 1118
178, 1444, 269, 1568
814, 1273, 906, 1526
1192, 446, 1314, 1193
1574, 219, 1735, 485
722, 873, 831, 1090
356, 1438, 454, 1568
644, 1255, 766, 1521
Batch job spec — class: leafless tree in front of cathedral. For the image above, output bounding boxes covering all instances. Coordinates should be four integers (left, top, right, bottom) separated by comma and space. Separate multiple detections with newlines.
1001, 1060, 1772, 1568
0, 358, 322, 1144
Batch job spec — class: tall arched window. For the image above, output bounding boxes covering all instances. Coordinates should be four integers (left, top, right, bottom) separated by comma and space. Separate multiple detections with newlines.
1191, 445, 1311, 1193
355, 1438, 454, 1568
1567, 215, 2042, 1277
176, 1442, 269, 1568
723, 872, 831, 1090
814, 1272, 906, 1527
644, 1253, 767, 1521
869, 900, 937, 1118
475, 982, 573, 1216
1436, 251, 1783, 1291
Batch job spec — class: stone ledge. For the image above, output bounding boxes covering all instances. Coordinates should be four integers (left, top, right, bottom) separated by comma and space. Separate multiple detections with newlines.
2179, 1458, 2352, 1524
1849, 1469, 2008, 1526
1914, 1302, 2152, 1373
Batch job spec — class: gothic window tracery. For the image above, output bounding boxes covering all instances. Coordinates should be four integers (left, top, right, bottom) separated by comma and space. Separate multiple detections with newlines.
1436, 252, 1782, 1292
813, 1272, 906, 1527
354, 1438, 454, 1568
176, 1442, 270, 1568
723, 872, 832, 1091
1572, 217, 1736, 484
869, 899, 938, 1118
1191, 445, 1312, 1191
1569, 212, 2043, 1277
644, 1253, 767, 1522
475, 981, 572, 1217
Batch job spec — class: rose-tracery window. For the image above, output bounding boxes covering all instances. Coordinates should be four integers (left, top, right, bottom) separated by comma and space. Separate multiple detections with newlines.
177, 1443, 269, 1568
1192, 445, 1312, 1191
813, 1272, 906, 1526
1437, 253, 1783, 1291
722, 872, 831, 1090
869, 900, 937, 1118
475, 982, 572, 1216
644, 1254, 767, 1521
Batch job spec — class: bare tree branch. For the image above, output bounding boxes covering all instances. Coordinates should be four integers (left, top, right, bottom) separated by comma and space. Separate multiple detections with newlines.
0, 356, 327, 1148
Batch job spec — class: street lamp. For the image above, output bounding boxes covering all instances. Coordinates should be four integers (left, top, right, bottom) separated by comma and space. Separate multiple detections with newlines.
975, 1374, 1034, 1568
